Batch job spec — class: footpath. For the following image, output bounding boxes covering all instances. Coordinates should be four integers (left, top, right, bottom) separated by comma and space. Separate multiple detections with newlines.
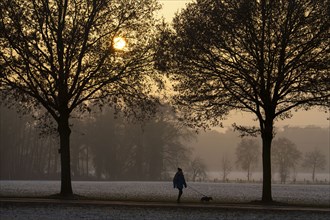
1, 197, 329, 213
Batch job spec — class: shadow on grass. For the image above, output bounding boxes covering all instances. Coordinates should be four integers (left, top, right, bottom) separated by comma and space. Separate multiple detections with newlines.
250, 200, 289, 206
46, 193, 87, 200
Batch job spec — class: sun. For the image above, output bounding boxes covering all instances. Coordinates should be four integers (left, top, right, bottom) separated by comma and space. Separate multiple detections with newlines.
113, 37, 127, 50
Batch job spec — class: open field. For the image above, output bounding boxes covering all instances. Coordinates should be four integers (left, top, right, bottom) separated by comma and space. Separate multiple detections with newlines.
1, 181, 329, 206
1, 181, 329, 219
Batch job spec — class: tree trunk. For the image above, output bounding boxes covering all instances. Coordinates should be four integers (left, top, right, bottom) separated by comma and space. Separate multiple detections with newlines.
58, 114, 73, 196
47, 137, 52, 177
261, 120, 274, 203
312, 165, 315, 182
86, 145, 89, 177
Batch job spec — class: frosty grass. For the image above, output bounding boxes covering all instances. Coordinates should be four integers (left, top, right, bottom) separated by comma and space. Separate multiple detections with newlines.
0, 181, 329, 220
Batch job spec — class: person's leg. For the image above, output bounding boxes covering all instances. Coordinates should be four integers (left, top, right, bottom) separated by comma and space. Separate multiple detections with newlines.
177, 189, 183, 202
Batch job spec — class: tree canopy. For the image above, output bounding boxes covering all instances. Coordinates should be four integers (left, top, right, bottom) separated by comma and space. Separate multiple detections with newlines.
157, 0, 329, 202
0, 0, 161, 117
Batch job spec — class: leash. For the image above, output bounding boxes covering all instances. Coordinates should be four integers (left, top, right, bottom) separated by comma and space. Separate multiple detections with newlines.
188, 185, 207, 197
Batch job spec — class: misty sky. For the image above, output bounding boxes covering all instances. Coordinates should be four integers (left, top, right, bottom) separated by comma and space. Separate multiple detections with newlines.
158, 0, 329, 131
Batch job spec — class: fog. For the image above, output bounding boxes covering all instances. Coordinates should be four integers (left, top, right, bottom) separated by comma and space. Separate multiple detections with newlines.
189, 127, 329, 171
0, 105, 329, 183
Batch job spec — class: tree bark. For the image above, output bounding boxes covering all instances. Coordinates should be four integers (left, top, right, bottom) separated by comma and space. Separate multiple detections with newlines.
261, 120, 274, 203
58, 114, 73, 196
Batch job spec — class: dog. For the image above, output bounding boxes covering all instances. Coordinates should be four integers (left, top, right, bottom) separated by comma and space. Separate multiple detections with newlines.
200, 196, 213, 202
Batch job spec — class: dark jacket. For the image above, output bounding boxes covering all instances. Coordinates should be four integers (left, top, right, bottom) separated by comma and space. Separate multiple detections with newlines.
173, 171, 187, 190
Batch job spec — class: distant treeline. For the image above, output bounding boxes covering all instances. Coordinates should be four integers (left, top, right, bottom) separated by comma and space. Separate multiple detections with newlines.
0, 105, 201, 181
1, 105, 328, 182
190, 126, 329, 183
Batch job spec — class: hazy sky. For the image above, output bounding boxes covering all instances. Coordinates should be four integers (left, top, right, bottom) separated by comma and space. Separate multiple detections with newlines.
158, 0, 329, 130
159, 0, 192, 21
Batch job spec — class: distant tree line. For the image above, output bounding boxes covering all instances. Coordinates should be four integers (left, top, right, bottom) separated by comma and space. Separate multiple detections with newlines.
1, 103, 326, 183
0, 104, 209, 181
228, 137, 327, 183
0, 106, 60, 180
73, 106, 196, 181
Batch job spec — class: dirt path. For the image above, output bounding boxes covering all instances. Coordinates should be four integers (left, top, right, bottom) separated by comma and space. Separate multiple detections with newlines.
1, 197, 329, 212
1, 197, 329, 220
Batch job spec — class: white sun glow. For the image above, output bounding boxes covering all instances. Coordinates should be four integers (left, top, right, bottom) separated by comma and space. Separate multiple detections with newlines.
113, 37, 126, 50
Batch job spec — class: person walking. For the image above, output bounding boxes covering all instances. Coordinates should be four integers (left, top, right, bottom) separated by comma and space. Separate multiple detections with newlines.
173, 168, 187, 203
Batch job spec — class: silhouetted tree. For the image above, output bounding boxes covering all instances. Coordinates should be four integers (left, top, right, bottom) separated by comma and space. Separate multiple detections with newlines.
156, 0, 329, 202
235, 139, 260, 181
272, 138, 301, 183
302, 148, 326, 182
187, 157, 207, 182
0, 0, 161, 196
220, 154, 232, 182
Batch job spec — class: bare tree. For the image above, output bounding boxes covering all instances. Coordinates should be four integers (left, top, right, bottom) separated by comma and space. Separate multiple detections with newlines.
302, 148, 326, 182
187, 157, 207, 182
0, 0, 161, 196
235, 139, 260, 181
272, 138, 301, 184
220, 154, 232, 182
156, 0, 329, 202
